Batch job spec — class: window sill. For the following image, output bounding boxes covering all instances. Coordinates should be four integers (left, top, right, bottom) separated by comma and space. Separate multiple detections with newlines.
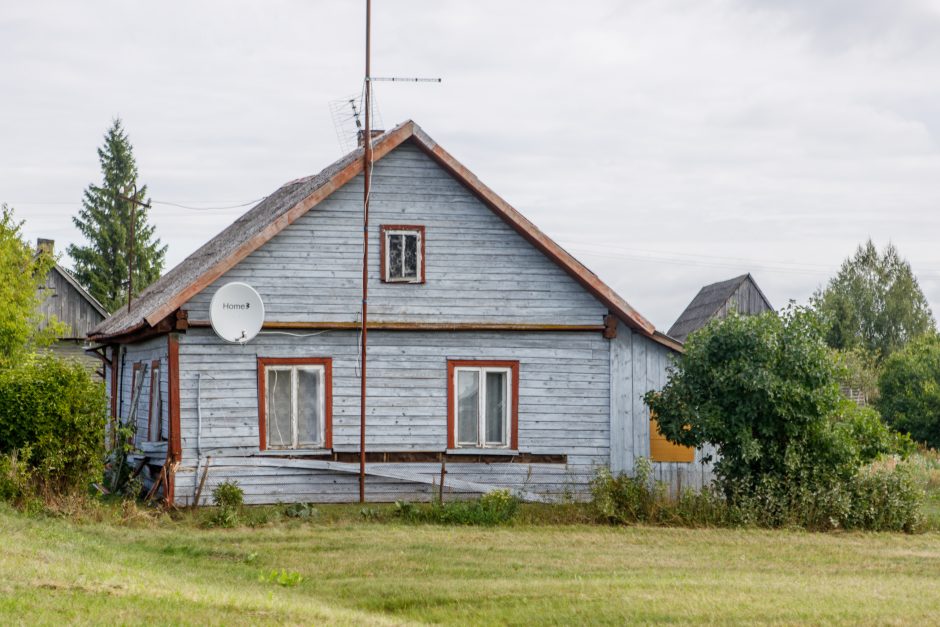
446, 448, 518, 456
255, 449, 332, 457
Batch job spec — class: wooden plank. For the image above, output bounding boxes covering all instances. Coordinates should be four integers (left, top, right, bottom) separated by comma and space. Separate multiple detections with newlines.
187, 320, 604, 333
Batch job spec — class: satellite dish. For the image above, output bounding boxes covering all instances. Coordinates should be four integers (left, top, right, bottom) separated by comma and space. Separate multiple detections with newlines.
209, 282, 265, 344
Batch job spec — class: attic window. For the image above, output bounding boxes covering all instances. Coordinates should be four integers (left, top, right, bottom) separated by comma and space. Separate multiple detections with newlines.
381, 225, 425, 283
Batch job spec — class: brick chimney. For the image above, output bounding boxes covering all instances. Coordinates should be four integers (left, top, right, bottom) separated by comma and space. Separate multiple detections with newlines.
37, 238, 54, 256
357, 129, 384, 147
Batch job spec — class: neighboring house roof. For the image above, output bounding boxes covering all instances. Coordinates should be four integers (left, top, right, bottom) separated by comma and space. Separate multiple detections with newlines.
90, 120, 678, 351
50, 263, 109, 319
667, 273, 773, 343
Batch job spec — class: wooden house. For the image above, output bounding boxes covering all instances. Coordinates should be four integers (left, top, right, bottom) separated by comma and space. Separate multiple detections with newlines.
88, 121, 712, 505
35, 239, 108, 368
667, 273, 773, 343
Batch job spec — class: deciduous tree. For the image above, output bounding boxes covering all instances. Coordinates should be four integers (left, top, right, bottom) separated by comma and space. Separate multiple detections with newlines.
812, 240, 934, 362
877, 333, 940, 449
0, 204, 62, 362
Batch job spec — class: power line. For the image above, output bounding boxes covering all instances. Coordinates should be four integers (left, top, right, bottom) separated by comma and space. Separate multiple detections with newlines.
7, 197, 267, 211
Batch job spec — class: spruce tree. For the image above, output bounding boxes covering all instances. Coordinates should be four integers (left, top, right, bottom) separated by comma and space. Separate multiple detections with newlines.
68, 119, 167, 313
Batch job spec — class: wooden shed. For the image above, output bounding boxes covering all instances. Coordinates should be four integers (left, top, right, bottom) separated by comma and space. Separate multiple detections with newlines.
88, 121, 712, 505
35, 239, 108, 368
667, 273, 773, 343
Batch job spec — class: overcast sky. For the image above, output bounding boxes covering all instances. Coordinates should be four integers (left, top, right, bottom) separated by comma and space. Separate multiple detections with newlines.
4, 0, 940, 330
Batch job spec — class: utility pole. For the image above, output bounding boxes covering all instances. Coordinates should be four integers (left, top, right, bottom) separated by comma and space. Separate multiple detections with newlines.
115, 185, 151, 313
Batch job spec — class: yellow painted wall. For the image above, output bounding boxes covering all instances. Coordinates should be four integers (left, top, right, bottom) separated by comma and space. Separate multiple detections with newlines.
649, 417, 695, 463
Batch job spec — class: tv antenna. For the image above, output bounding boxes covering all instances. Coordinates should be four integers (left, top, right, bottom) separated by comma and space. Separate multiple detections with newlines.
358, 0, 440, 503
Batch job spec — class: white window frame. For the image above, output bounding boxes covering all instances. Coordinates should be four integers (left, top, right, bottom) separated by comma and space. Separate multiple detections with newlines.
452, 366, 513, 449
383, 228, 423, 283
264, 364, 326, 450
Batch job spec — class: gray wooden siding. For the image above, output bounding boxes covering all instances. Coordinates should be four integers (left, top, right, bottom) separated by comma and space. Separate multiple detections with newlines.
182, 142, 607, 326
38, 267, 105, 338
117, 337, 169, 453
610, 331, 714, 490
172, 327, 609, 504
47, 340, 100, 372
719, 279, 772, 318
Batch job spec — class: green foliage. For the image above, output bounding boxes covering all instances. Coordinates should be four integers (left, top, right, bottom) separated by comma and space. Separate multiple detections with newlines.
590, 458, 925, 532
590, 460, 727, 527
67, 118, 166, 312
830, 399, 914, 461
258, 569, 304, 587
0, 353, 107, 492
0, 450, 33, 504
281, 502, 318, 520
811, 239, 934, 362
394, 490, 520, 526
208, 480, 244, 528
0, 205, 64, 362
645, 307, 855, 496
832, 347, 881, 403
877, 333, 940, 449
842, 459, 925, 533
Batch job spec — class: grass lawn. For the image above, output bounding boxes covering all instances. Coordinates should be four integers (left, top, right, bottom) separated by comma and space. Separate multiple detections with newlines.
2, 504, 940, 625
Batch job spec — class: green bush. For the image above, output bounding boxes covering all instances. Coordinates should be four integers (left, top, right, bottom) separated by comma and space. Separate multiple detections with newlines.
591, 459, 725, 527
831, 399, 914, 462
646, 307, 852, 498
0, 353, 107, 493
843, 459, 925, 533
646, 307, 915, 510
394, 490, 519, 526
877, 334, 940, 449
591, 458, 925, 532
0, 450, 32, 504
209, 480, 244, 528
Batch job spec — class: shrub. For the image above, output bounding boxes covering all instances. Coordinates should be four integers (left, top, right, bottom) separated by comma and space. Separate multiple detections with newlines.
209, 480, 244, 528
590, 458, 925, 532
843, 459, 925, 533
590, 459, 725, 527
831, 399, 914, 462
0, 450, 32, 504
646, 308, 849, 499
877, 334, 940, 449
394, 490, 519, 525
0, 353, 107, 493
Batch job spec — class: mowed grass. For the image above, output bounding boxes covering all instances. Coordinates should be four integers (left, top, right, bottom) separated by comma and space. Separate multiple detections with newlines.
2, 505, 940, 625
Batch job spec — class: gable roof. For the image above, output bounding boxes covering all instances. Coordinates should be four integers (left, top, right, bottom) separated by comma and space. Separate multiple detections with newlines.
48, 263, 109, 319
667, 273, 773, 342
90, 120, 677, 350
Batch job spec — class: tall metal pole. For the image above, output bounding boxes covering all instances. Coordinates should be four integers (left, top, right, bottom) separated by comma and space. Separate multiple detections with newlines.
359, 0, 372, 503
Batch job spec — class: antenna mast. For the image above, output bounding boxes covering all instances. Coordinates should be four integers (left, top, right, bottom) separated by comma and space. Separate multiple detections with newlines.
357, 0, 439, 504
359, 0, 372, 503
